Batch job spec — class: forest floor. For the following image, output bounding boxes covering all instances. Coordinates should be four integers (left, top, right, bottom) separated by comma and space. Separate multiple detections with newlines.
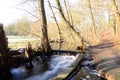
91, 41, 120, 80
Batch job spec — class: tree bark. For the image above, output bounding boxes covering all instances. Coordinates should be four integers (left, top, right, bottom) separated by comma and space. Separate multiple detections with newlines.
0, 23, 9, 65
0, 24, 8, 53
48, 0, 62, 49
55, 0, 85, 48
38, 0, 51, 53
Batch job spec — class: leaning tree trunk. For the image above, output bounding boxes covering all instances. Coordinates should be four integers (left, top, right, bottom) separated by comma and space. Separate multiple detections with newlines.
110, 0, 120, 38
48, 0, 62, 49
38, 0, 51, 53
55, 0, 85, 49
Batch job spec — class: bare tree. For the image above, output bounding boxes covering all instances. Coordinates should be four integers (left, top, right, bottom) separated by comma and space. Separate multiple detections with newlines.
48, 0, 62, 49
87, 0, 97, 35
55, 0, 85, 49
110, 0, 120, 37
38, 0, 51, 53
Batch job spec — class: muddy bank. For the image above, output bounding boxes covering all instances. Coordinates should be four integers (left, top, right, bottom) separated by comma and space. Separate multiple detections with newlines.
92, 47, 120, 80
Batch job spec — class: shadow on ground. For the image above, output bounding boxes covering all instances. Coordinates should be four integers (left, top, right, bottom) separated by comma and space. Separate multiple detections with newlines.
90, 40, 120, 80
96, 55, 120, 72
91, 41, 120, 49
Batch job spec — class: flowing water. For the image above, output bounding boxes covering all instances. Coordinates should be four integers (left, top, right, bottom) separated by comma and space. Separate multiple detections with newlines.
6, 36, 78, 80
5, 36, 105, 80
9, 54, 76, 80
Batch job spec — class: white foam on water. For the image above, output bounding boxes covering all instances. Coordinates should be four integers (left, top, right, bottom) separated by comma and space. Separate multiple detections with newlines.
10, 67, 26, 74
26, 55, 76, 80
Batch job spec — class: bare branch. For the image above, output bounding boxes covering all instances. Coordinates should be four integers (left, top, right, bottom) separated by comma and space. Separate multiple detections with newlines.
16, 8, 40, 20
64, 0, 70, 22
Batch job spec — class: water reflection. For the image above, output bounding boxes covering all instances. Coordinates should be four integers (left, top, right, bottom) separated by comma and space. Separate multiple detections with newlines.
10, 62, 49, 80
50, 42, 77, 51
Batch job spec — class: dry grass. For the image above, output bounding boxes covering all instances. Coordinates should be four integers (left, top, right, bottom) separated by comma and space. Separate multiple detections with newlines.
80, 27, 120, 47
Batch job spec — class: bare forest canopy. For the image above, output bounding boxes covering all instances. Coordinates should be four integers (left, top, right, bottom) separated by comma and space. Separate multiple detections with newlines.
4, 0, 120, 46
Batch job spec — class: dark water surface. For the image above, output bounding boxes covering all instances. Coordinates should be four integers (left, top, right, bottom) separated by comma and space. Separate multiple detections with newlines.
9, 54, 76, 80
1, 42, 104, 80
8, 42, 77, 80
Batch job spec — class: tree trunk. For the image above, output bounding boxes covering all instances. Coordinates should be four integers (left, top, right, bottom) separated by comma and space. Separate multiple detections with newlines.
55, 0, 85, 49
38, 0, 51, 53
0, 24, 8, 53
110, 0, 120, 38
0, 23, 9, 65
87, 0, 97, 35
48, 0, 62, 49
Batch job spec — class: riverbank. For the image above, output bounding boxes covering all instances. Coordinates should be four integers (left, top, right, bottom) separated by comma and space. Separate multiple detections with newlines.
54, 50, 104, 80
91, 42, 120, 80
53, 53, 83, 80
54, 41, 120, 80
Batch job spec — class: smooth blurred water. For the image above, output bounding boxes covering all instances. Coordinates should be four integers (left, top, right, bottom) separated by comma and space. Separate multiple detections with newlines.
6, 36, 78, 80
26, 55, 76, 80
10, 55, 76, 80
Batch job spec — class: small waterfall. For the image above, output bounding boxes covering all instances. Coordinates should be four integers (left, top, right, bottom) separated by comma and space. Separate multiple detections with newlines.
11, 68, 26, 75
26, 55, 76, 80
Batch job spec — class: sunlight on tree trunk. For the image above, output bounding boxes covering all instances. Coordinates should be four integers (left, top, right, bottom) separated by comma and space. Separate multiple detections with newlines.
110, 0, 120, 38
87, 0, 97, 36
48, 0, 62, 49
38, 0, 51, 53
55, 0, 85, 49
63, 0, 70, 22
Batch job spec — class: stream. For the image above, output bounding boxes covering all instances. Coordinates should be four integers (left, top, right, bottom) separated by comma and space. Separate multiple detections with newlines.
9, 54, 76, 80
1, 40, 106, 80
8, 52, 106, 80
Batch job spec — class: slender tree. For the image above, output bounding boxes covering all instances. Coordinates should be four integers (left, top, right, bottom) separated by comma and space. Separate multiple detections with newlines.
110, 0, 120, 37
55, 0, 85, 49
19, 0, 51, 53
48, 0, 62, 49
38, 0, 51, 53
87, 0, 97, 35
